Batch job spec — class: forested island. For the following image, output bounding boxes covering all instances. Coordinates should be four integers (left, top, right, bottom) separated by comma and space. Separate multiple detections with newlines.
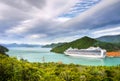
51, 36, 120, 54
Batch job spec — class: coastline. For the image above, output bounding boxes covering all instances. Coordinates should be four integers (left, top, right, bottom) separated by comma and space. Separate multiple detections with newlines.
107, 51, 120, 57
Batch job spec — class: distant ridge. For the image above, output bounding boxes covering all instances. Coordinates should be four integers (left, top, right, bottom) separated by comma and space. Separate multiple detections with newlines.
96, 35, 120, 43
42, 43, 65, 48
0, 43, 41, 47
51, 36, 120, 53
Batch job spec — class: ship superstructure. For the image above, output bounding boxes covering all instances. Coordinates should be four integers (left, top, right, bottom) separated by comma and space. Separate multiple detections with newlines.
64, 47, 106, 58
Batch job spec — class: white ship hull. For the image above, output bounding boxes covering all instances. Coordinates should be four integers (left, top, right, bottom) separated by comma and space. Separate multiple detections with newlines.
64, 47, 106, 59
64, 52, 106, 59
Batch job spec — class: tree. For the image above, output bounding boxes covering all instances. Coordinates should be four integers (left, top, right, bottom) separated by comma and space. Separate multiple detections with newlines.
0, 45, 9, 56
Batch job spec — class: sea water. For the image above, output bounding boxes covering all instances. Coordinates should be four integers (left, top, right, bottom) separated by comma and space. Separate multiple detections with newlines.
7, 47, 120, 66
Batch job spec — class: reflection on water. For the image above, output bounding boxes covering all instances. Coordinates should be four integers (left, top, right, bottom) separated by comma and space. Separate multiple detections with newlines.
7, 47, 120, 66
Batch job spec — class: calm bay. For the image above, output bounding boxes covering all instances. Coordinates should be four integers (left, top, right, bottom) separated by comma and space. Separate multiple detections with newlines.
7, 47, 120, 66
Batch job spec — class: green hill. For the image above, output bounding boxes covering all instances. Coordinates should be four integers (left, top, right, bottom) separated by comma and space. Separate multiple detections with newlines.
51, 36, 120, 53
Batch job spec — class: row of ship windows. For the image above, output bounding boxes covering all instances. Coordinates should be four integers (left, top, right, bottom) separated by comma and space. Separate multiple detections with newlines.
66, 52, 101, 55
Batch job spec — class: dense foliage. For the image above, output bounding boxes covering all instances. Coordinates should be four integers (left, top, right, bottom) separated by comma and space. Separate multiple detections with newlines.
51, 36, 120, 53
0, 45, 9, 56
0, 54, 120, 81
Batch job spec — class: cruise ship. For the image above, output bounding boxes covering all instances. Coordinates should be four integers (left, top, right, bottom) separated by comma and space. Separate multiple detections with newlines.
64, 47, 106, 58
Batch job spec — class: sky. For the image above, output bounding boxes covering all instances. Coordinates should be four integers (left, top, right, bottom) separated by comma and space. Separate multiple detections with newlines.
0, 0, 120, 44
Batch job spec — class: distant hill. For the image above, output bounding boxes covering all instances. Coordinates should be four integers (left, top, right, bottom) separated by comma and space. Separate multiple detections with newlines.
51, 36, 120, 53
42, 43, 65, 48
96, 35, 120, 43
1, 43, 41, 47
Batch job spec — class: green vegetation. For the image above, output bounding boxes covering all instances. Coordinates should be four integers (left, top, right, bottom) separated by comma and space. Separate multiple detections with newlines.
0, 54, 120, 81
51, 36, 120, 53
0, 45, 9, 56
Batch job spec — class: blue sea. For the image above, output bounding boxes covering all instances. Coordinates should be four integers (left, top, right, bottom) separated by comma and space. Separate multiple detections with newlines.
7, 47, 120, 66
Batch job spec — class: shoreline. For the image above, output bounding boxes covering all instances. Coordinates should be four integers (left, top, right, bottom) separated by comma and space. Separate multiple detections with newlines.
107, 51, 120, 57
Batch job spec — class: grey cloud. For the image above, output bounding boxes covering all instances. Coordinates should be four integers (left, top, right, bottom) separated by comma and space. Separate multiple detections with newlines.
20, 0, 120, 41
41, 0, 120, 40
60, 0, 120, 31
26, 0, 46, 9
21, 19, 60, 35
0, 0, 46, 12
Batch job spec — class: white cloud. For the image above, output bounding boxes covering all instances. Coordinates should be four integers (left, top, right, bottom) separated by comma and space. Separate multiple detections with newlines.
93, 27, 120, 34
26, 34, 47, 39
56, 17, 71, 22
92, 26, 120, 37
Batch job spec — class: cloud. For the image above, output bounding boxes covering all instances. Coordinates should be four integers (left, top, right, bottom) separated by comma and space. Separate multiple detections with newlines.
0, 0, 77, 44
26, 34, 47, 39
0, 0, 46, 12
56, 0, 120, 37
60, 0, 101, 18
0, 0, 120, 44
92, 26, 120, 37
